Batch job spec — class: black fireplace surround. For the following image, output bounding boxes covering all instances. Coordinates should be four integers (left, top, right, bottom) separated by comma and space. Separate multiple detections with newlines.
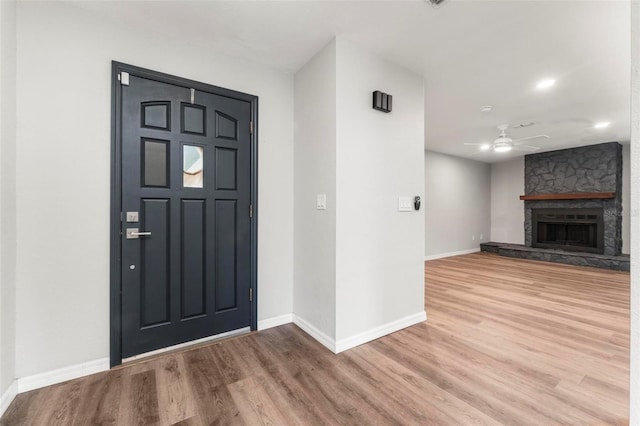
532, 208, 604, 254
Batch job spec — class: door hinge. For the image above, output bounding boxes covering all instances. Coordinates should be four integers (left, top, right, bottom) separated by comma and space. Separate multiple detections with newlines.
249, 288, 253, 302
119, 71, 130, 86
250, 121, 253, 135
249, 204, 253, 218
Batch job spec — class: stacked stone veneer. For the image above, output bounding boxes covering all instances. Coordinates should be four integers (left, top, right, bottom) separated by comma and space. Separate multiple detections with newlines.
524, 142, 623, 256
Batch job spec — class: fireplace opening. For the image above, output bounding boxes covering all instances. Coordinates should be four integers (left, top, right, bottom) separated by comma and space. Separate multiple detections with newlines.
532, 208, 604, 254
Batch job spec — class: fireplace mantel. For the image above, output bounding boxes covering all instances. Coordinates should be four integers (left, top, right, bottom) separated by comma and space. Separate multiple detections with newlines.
519, 192, 616, 201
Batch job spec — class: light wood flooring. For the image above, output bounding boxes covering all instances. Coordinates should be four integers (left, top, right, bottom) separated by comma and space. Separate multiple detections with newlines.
1, 253, 630, 425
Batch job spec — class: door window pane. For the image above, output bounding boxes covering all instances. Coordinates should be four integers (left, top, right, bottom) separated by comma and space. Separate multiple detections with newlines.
215, 110, 238, 140
141, 101, 170, 130
143, 140, 168, 187
182, 104, 206, 135
183, 145, 204, 188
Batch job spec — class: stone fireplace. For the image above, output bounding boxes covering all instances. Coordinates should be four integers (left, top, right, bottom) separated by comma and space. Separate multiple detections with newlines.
523, 142, 622, 256
481, 141, 628, 270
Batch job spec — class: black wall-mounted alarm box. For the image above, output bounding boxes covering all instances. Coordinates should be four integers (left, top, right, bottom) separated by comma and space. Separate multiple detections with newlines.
373, 91, 392, 113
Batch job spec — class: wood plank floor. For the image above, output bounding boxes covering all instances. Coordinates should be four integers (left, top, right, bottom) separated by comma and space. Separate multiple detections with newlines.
1, 253, 630, 425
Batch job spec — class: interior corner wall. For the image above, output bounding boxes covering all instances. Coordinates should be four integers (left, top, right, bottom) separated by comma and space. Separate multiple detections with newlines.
0, 0, 17, 398
15, 2, 294, 378
293, 40, 337, 342
490, 158, 525, 245
335, 39, 425, 343
629, 1, 639, 423
424, 150, 491, 257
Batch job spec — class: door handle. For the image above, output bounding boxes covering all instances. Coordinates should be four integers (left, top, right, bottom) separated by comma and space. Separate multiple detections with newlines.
126, 228, 152, 239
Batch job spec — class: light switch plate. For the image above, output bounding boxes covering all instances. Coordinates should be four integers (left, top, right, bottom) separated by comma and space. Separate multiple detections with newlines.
398, 196, 412, 212
316, 194, 327, 210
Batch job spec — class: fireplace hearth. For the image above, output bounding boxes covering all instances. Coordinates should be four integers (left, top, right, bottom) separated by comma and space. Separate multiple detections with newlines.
532, 208, 604, 254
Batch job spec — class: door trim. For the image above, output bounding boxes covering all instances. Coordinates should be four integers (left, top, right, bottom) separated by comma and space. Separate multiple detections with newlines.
110, 61, 259, 367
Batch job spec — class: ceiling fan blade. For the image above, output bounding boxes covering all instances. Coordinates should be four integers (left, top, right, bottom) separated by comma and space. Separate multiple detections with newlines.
514, 145, 540, 152
510, 122, 535, 129
512, 134, 549, 144
463, 142, 486, 146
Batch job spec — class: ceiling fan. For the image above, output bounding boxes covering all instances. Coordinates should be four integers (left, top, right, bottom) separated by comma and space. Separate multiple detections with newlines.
465, 124, 549, 153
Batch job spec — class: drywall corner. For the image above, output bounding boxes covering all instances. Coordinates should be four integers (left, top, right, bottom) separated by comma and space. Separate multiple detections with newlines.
630, 1, 639, 423
490, 157, 525, 244
335, 38, 425, 343
0, 0, 17, 401
293, 39, 337, 341
425, 151, 491, 256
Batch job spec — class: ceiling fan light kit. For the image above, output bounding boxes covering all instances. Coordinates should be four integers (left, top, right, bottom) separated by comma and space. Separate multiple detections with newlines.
536, 78, 556, 90
464, 123, 549, 154
493, 144, 513, 153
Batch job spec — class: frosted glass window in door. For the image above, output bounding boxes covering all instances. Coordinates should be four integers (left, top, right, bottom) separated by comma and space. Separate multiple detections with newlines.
143, 139, 168, 187
183, 145, 204, 188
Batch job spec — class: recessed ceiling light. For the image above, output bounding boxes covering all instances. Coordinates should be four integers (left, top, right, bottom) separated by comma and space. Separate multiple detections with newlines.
536, 79, 556, 90
480, 144, 491, 151
480, 105, 493, 113
594, 121, 611, 129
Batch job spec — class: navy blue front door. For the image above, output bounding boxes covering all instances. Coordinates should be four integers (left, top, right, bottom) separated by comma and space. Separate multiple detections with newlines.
119, 73, 252, 358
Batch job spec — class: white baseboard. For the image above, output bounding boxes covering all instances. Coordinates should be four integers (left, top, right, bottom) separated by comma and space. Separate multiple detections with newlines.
0, 380, 18, 418
293, 311, 428, 355
17, 357, 110, 393
424, 248, 480, 261
258, 313, 293, 331
9, 311, 424, 396
292, 314, 336, 353
334, 311, 427, 353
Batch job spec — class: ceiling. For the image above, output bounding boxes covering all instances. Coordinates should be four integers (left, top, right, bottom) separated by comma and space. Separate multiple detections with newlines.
73, 0, 632, 163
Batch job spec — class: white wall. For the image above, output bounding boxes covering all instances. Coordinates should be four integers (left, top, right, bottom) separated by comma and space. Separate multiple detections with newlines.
489, 149, 631, 253
490, 158, 525, 245
0, 0, 17, 400
15, 2, 294, 378
335, 39, 425, 343
629, 1, 639, 423
424, 151, 491, 257
293, 40, 337, 341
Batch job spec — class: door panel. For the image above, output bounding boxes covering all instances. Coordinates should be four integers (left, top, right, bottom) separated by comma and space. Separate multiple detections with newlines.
118, 72, 253, 358
181, 199, 206, 319
215, 199, 238, 312
140, 198, 170, 328
215, 148, 238, 190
